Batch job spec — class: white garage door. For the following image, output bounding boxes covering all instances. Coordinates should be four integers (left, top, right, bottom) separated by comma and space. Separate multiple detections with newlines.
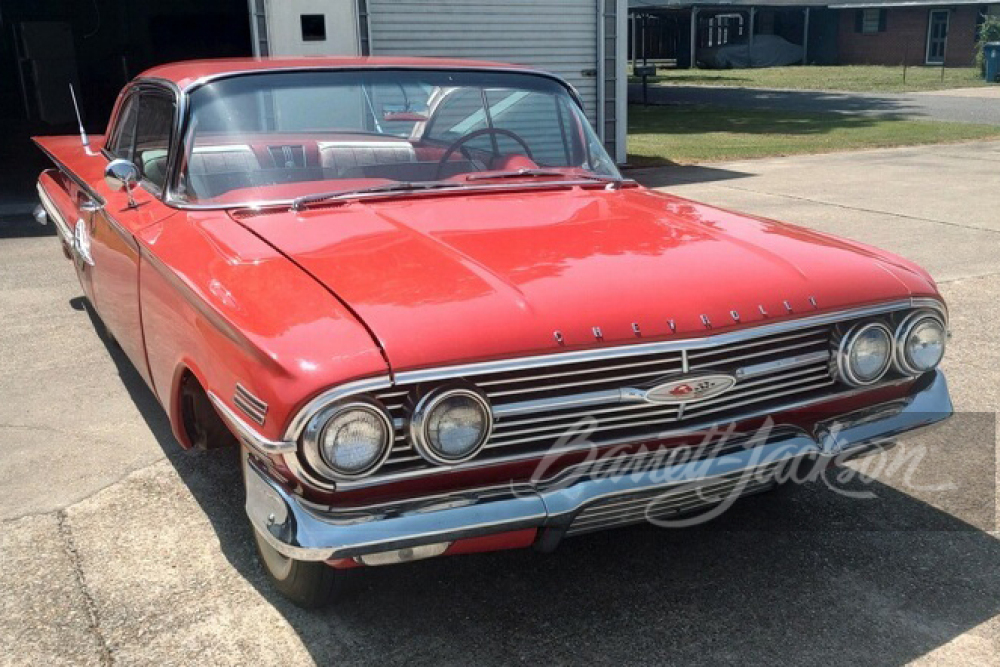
365, 0, 600, 129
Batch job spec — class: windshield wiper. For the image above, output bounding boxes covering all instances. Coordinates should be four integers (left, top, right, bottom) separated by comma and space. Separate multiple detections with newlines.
291, 181, 464, 211
465, 168, 630, 187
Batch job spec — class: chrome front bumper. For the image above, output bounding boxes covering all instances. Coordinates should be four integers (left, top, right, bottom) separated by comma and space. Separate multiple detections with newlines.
245, 372, 953, 562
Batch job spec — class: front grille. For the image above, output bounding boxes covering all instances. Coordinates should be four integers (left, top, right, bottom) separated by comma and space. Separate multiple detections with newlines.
565, 458, 787, 536
369, 324, 837, 478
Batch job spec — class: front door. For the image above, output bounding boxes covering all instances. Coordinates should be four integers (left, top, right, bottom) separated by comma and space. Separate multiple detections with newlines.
88, 89, 177, 387
926, 10, 949, 65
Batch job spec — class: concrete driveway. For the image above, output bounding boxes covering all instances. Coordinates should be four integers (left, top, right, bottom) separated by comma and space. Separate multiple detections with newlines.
630, 84, 1000, 125
2, 141, 998, 666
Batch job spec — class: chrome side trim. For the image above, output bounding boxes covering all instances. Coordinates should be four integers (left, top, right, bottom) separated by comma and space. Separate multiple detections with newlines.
393, 300, 916, 386
208, 392, 295, 455
36, 184, 73, 245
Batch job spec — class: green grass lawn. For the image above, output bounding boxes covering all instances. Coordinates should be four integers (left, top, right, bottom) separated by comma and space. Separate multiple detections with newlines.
627, 104, 1000, 166
629, 65, 986, 93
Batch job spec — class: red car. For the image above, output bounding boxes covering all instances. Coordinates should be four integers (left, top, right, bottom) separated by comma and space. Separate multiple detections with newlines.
34, 57, 952, 608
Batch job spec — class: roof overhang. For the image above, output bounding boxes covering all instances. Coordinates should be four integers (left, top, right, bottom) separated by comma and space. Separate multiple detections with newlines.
827, 0, 989, 7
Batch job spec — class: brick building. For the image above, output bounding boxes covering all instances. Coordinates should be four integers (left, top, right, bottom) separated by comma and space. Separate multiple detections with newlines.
834, 2, 992, 66
631, 0, 999, 67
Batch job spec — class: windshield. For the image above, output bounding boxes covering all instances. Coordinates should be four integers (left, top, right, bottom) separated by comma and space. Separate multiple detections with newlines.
175, 69, 620, 205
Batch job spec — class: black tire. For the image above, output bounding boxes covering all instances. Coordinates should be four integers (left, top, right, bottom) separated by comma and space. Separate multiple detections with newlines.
181, 378, 238, 450
252, 528, 342, 608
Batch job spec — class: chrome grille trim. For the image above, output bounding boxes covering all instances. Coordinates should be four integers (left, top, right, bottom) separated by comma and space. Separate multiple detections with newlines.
482, 362, 684, 398
373, 348, 836, 474
390, 300, 916, 387
476, 356, 683, 387
565, 460, 785, 536
330, 378, 913, 490
283, 299, 944, 490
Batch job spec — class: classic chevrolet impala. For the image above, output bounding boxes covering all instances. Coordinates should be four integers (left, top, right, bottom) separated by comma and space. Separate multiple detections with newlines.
34, 57, 952, 607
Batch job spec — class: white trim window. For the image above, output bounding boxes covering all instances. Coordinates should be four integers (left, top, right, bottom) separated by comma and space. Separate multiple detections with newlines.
854, 8, 886, 35
861, 8, 881, 34
925, 9, 950, 65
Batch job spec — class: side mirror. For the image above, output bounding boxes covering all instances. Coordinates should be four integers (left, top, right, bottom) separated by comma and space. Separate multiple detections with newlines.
104, 158, 140, 207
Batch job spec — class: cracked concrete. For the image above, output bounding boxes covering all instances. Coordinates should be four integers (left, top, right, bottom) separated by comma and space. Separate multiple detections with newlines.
56, 511, 113, 666
1, 141, 998, 665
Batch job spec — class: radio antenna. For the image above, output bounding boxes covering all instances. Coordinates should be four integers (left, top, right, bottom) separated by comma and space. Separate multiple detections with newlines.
69, 84, 90, 148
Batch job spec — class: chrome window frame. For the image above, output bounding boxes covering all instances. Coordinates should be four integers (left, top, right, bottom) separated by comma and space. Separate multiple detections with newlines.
101, 77, 183, 203
149, 65, 589, 211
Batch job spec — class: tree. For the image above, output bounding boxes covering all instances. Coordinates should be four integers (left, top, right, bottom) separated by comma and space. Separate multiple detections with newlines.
976, 16, 1000, 74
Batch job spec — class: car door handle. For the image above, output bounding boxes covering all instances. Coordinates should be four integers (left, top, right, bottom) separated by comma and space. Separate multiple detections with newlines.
80, 200, 103, 213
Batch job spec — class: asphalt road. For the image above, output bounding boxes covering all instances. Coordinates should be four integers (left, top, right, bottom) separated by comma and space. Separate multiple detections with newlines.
629, 83, 1000, 125
2, 141, 999, 666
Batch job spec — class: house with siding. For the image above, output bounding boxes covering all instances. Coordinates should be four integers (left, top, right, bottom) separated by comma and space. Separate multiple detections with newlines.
630, 0, 999, 67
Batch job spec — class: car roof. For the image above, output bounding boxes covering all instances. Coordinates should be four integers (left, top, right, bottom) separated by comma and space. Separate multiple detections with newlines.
139, 56, 537, 91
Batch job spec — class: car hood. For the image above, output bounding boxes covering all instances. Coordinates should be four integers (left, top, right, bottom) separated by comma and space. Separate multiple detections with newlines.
231, 185, 931, 371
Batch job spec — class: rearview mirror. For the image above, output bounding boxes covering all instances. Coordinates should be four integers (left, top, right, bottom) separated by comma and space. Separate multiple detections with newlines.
104, 158, 139, 207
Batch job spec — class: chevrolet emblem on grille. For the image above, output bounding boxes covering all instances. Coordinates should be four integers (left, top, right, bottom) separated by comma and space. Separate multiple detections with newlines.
644, 374, 737, 404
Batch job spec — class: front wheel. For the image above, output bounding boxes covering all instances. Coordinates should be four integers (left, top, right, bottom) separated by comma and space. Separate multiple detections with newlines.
252, 527, 343, 608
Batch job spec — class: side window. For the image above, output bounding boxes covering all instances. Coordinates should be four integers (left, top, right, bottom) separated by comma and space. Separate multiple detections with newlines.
109, 95, 139, 162
133, 94, 176, 191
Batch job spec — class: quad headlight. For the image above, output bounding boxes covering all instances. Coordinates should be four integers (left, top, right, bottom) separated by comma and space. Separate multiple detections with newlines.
895, 311, 946, 375
302, 400, 393, 480
410, 386, 493, 465
837, 322, 893, 386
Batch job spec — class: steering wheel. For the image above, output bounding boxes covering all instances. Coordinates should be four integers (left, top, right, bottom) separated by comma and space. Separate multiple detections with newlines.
435, 128, 534, 179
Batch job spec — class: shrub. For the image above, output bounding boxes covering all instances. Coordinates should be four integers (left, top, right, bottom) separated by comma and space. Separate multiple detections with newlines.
976, 16, 1000, 74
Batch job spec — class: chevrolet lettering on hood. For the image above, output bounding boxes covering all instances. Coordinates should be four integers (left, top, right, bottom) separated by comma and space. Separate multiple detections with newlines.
32, 56, 953, 609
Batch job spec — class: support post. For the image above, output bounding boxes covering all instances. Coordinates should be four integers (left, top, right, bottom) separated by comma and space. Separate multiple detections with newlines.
642, 13, 648, 66
631, 12, 637, 69
803, 7, 810, 65
690, 7, 699, 69
748, 7, 756, 68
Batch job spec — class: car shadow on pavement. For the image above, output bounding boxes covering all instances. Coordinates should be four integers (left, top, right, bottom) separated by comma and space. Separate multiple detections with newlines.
628, 164, 753, 189
78, 299, 1000, 665
0, 213, 56, 239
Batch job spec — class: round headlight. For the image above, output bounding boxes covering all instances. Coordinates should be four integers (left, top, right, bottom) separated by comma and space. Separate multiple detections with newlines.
302, 401, 393, 480
838, 322, 893, 386
895, 312, 946, 375
411, 387, 493, 465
